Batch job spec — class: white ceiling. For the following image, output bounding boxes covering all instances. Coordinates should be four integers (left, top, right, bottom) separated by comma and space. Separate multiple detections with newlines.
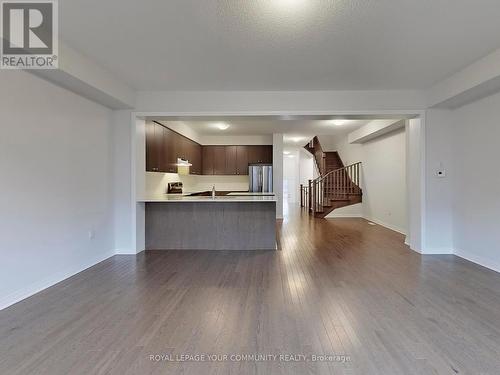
60, 0, 500, 91
167, 118, 367, 134
160, 118, 377, 148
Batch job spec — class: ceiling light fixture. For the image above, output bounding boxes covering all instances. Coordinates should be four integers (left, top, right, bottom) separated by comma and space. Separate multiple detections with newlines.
272, 0, 305, 10
215, 123, 230, 130
331, 119, 348, 126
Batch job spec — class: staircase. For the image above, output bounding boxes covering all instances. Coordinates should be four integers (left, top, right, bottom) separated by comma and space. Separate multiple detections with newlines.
300, 137, 362, 218
325, 151, 344, 171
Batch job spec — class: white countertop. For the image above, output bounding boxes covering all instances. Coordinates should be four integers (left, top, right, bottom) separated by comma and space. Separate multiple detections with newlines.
226, 192, 275, 196
138, 194, 276, 203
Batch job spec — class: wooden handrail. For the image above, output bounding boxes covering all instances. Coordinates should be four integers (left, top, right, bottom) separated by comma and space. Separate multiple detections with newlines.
304, 136, 327, 175
316, 162, 362, 182
309, 162, 362, 215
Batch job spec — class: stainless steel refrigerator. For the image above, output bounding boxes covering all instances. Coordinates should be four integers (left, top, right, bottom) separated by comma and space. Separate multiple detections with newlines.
248, 164, 273, 193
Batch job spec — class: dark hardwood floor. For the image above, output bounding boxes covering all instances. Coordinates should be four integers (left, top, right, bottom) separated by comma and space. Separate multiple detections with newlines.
2, 207, 500, 374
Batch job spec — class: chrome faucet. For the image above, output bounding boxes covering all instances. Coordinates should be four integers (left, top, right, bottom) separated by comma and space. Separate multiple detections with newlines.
212, 185, 216, 198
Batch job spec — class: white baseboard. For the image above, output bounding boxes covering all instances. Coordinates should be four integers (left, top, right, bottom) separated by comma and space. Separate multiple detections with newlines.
325, 214, 407, 236
0, 251, 115, 311
325, 213, 363, 218
454, 249, 500, 274
363, 216, 407, 235
420, 247, 454, 255
115, 248, 138, 255
115, 248, 145, 255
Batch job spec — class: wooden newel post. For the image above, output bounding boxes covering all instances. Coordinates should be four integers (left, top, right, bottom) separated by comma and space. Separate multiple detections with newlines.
308, 179, 312, 212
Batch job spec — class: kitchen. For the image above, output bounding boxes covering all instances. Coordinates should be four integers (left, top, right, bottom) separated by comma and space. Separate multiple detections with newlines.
138, 120, 277, 251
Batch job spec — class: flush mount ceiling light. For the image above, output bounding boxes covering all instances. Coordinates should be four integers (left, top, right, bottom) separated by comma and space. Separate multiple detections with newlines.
214, 123, 230, 130
330, 119, 348, 126
271, 0, 306, 11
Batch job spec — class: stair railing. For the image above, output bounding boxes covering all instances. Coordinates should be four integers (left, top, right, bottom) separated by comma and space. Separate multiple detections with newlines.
304, 136, 326, 175
300, 184, 309, 209
309, 162, 362, 215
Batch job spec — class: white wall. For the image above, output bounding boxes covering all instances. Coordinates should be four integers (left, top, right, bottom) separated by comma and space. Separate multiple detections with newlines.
273, 134, 284, 219
362, 129, 407, 233
424, 109, 453, 253
451, 91, 500, 271
145, 172, 249, 196
0, 71, 114, 309
33, 42, 136, 109
283, 151, 300, 203
320, 129, 407, 234
298, 149, 316, 185
136, 90, 426, 113
112, 111, 133, 254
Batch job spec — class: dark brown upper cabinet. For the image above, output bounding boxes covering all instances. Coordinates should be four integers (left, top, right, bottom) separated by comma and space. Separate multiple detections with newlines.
163, 127, 177, 173
225, 146, 237, 175
189, 140, 202, 175
248, 145, 273, 164
145, 121, 156, 172
146, 121, 165, 172
147, 122, 203, 175
202, 146, 214, 175
146, 125, 272, 176
213, 146, 226, 175
263, 145, 273, 163
200, 145, 252, 175
177, 135, 189, 161
236, 146, 249, 175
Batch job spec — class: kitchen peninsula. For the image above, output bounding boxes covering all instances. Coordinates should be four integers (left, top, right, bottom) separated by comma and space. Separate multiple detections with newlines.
141, 120, 277, 251
139, 193, 276, 250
